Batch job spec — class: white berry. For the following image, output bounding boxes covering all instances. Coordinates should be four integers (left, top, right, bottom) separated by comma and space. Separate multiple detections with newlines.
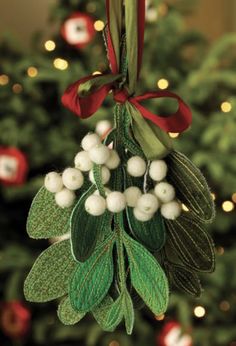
89, 166, 111, 185
105, 150, 120, 169
55, 188, 75, 208
85, 195, 106, 216
44, 172, 63, 193
133, 208, 154, 222
149, 160, 168, 181
95, 120, 112, 137
154, 182, 175, 203
106, 192, 126, 213
89, 144, 110, 165
62, 168, 84, 190
137, 193, 159, 214
127, 156, 146, 177
124, 187, 142, 207
74, 151, 93, 172
161, 200, 182, 220
94, 188, 111, 197
81, 132, 101, 151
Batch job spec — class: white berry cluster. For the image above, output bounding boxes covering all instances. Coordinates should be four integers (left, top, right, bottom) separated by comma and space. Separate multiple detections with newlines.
85, 154, 181, 221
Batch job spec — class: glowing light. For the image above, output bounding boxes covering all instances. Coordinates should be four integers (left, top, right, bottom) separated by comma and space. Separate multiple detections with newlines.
211, 193, 216, 201
94, 20, 105, 31
92, 71, 102, 76
0, 74, 9, 85
194, 306, 206, 318
158, 3, 169, 17
12, 83, 23, 94
157, 78, 169, 90
221, 101, 232, 113
222, 201, 234, 212
182, 204, 189, 212
169, 132, 180, 139
216, 246, 225, 256
45, 40, 56, 51
219, 300, 230, 312
27, 67, 38, 78
53, 58, 69, 70
155, 314, 165, 321
109, 341, 120, 346
232, 193, 236, 203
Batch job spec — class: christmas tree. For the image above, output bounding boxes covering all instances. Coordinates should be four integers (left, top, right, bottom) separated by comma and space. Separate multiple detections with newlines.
1, 1, 236, 345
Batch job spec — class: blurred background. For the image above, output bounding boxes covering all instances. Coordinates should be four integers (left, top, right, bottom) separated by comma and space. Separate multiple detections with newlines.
0, 0, 236, 345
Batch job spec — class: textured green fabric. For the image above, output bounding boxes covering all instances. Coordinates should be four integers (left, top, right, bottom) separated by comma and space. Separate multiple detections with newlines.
126, 103, 172, 160
69, 237, 115, 312
57, 296, 86, 325
123, 290, 135, 335
127, 207, 166, 252
70, 186, 111, 262
166, 212, 215, 273
24, 240, 76, 302
166, 151, 215, 223
78, 74, 122, 97
27, 187, 74, 239
123, 233, 169, 315
167, 264, 202, 297
93, 295, 123, 332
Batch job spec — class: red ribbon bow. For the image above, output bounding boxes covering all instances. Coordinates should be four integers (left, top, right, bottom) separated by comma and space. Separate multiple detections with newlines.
61, 0, 192, 134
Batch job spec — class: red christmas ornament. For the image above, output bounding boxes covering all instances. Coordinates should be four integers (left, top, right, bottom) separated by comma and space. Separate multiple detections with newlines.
0, 147, 28, 186
0, 301, 31, 339
157, 321, 193, 346
61, 12, 96, 49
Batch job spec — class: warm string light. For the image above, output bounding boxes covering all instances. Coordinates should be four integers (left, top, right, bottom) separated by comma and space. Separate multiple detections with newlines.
194, 306, 206, 318
92, 71, 102, 76
158, 3, 169, 17
221, 101, 232, 113
109, 341, 120, 346
27, 67, 38, 78
94, 20, 105, 31
216, 246, 225, 256
155, 314, 165, 321
182, 204, 189, 212
53, 58, 69, 70
12, 83, 23, 94
219, 300, 230, 312
169, 132, 180, 139
231, 193, 236, 203
211, 193, 216, 201
45, 40, 56, 52
0, 74, 9, 85
157, 78, 169, 90
222, 201, 234, 212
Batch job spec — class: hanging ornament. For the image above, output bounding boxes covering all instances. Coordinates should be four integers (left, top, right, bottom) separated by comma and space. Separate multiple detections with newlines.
158, 321, 193, 346
0, 147, 28, 186
61, 12, 96, 49
0, 301, 31, 339
24, 0, 215, 335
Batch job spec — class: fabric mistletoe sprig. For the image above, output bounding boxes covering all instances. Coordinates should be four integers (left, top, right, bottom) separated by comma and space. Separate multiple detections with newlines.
24, 0, 215, 334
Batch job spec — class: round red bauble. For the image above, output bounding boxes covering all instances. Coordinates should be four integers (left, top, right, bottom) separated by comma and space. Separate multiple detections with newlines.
0, 147, 28, 186
0, 301, 31, 339
157, 321, 193, 346
61, 12, 96, 49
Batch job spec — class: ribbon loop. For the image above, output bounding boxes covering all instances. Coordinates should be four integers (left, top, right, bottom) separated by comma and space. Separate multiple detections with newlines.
113, 89, 129, 104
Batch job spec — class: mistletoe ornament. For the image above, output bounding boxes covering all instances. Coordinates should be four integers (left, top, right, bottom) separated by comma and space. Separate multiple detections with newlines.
24, 0, 215, 334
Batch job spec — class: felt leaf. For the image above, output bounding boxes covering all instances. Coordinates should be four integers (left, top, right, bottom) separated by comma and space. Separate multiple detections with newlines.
123, 290, 135, 335
165, 212, 215, 272
166, 151, 215, 223
167, 264, 202, 297
70, 186, 112, 262
58, 296, 86, 325
127, 208, 166, 252
27, 187, 74, 239
93, 295, 123, 332
24, 240, 76, 302
69, 237, 115, 313
123, 233, 169, 315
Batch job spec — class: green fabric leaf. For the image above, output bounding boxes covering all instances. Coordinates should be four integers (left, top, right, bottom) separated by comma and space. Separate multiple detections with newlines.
167, 263, 202, 297
93, 295, 123, 332
123, 233, 169, 315
70, 186, 112, 262
27, 187, 74, 239
166, 151, 215, 223
127, 208, 166, 252
165, 212, 215, 272
123, 290, 135, 335
69, 237, 115, 313
24, 240, 76, 302
57, 296, 86, 325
